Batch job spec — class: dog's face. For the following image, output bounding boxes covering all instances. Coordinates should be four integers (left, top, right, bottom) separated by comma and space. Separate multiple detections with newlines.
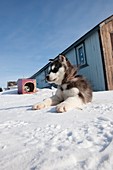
46, 55, 67, 85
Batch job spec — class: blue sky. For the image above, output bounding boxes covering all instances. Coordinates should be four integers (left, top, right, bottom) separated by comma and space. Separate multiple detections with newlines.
0, 0, 113, 87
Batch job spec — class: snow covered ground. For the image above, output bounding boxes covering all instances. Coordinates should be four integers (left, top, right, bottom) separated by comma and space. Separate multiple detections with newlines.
0, 88, 113, 170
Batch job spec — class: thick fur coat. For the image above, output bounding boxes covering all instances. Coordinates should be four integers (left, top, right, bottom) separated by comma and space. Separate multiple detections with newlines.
32, 55, 92, 113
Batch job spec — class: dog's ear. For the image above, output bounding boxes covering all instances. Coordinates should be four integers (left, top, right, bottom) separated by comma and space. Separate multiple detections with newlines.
49, 59, 54, 62
59, 55, 67, 63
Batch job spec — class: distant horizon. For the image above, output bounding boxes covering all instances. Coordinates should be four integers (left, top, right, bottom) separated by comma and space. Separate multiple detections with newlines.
0, 0, 113, 88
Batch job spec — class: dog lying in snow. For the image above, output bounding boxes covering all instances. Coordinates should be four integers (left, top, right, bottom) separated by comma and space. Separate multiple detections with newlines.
32, 55, 92, 113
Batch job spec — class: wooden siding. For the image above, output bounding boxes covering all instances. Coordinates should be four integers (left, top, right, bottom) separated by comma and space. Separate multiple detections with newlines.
65, 48, 77, 65
79, 31, 106, 91
35, 71, 45, 88
100, 18, 113, 90
63, 31, 105, 91
35, 68, 50, 88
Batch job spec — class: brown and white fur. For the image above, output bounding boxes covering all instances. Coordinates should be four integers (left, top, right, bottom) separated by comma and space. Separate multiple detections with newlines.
32, 55, 92, 113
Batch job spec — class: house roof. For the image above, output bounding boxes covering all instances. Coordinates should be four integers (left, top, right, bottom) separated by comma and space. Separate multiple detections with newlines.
30, 14, 113, 79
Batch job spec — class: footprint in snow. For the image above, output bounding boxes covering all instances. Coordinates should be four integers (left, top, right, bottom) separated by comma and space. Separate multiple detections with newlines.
23, 116, 113, 154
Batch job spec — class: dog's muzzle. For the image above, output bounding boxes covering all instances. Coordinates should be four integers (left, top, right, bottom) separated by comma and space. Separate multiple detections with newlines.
46, 75, 57, 82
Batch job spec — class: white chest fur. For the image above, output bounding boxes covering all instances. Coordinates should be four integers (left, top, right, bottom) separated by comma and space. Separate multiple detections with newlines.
57, 84, 80, 100
62, 87, 79, 100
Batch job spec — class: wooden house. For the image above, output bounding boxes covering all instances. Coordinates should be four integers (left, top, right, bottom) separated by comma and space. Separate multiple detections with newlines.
30, 15, 113, 91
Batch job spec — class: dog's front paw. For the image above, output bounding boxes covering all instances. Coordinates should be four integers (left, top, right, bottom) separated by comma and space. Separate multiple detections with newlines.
32, 103, 45, 110
56, 103, 70, 113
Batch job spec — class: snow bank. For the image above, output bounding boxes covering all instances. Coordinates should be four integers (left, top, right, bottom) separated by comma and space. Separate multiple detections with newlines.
0, 89, 113, 170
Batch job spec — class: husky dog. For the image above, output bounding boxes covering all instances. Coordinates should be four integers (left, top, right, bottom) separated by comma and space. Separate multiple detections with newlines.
24, 86, 30, 92
32, 55, 92, 113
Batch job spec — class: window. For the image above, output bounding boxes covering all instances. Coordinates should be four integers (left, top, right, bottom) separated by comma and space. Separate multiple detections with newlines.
76, 43, 87, 67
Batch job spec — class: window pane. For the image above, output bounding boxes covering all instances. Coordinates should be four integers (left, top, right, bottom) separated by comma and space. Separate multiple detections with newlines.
78, 47, 85, 65
76, 43, 86, 66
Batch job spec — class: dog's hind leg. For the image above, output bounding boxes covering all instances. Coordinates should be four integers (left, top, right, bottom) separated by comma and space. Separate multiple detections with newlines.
56, 96, 84, 113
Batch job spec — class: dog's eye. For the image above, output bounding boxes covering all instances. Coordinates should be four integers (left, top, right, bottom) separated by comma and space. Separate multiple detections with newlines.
49, 62, 62, 73
52, 63, 61, 73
